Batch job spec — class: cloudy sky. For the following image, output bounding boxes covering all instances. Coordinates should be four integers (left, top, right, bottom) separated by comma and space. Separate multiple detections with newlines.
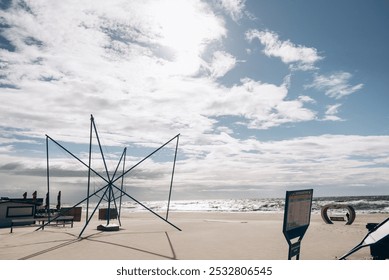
1, 0, 388, 204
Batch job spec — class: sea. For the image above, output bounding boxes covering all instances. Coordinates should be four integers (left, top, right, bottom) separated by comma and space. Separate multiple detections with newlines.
115, 195, 389, 214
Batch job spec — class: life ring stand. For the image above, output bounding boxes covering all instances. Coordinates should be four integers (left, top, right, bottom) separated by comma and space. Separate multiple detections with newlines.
321, 204, 356, 225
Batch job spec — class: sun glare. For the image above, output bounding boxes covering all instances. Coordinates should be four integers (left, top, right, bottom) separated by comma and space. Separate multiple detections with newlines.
146, 0, 225, 73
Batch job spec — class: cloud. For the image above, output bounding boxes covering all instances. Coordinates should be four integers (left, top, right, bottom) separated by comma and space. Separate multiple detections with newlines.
0, 1, 386, 201
246, 29, 323, 70
323, 104, 342, 121
214, 0, 248, 21
306, 72, 364, 99
0, 0, 228, 142
208, 50, 237, 78
205, 78, 316, 129
1, 131, 389, 201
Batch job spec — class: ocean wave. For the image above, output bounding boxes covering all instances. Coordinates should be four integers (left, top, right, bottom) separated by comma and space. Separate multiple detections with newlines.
103, 195, 389, 214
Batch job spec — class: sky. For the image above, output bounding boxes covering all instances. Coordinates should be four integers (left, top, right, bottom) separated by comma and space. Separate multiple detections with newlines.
0, 0, 388, 204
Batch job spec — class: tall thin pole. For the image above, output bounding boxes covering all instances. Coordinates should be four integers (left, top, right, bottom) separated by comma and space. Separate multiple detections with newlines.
166, 134, 179, 220
79, 185, 110, 238
107, 184, 112, 225
46, 136, 50, 219
118, 147, 126, 225
86, 114, 93, 221
91, 117, 111, 182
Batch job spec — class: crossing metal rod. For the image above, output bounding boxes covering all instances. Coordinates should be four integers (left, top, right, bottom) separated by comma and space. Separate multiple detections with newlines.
46, 136, 51, 220
44, 120, 181, 235
78, 185, 110, 238
111, 147, 127, 183
45, 134, 109, 184
35, 182, 110, 231
111, 183, 182, 231
166, 134, 180, 220
112, 134, 180, 185
109, 186, 122, 226
86, 114, 93, 221
118, 148, 126, 223
91, 117, 111, 182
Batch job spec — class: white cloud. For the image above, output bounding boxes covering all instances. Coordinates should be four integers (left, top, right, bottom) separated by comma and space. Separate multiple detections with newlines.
208, 50, 237, 78
298, 95, 316, 104
214, 0, 247, 21
0, 0, 228, 143
206, 78, 316, 129
307, 72, 364, 99
246, 29, 323, 70
323, 104, 342, 121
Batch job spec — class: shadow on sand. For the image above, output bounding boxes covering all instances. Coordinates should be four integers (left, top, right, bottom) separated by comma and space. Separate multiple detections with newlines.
18, 230, 177, 260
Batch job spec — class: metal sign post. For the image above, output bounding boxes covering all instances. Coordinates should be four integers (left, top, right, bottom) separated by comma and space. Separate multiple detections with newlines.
282, 189, 313, 260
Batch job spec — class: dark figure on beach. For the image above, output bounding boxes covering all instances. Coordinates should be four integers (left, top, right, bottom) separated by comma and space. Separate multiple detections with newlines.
23, 192, 27, 199
346, 212, 350, 222
56, 191, 61, 210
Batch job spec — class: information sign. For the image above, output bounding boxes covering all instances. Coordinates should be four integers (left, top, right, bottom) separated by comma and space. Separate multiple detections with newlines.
283, 189, 313, 259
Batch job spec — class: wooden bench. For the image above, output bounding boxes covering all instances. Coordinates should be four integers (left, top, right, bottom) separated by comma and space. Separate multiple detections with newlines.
10, 216, 74, 233
54, 216, 74, 227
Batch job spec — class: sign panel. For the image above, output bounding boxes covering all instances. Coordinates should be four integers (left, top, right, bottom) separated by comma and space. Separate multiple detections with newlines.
7, 206, 34, 218
283, 189, 313, 260
284, 189, 313, 231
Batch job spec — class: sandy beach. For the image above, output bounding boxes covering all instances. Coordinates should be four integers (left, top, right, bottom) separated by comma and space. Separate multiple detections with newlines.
0, 212, 387, 260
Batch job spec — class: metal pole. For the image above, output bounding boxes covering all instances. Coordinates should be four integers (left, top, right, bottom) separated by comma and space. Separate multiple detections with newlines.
45, 134, 108, 184
111, 183, 181, 231
79, 185, 110, 238
166, 134, 179, 220
107, 184, 112, 225
46, 136, 50, 219
112, 134, 180, 185
36, 182, 110, 231
111, 147, 126, 181
110, 186, 121, 226
91, 117, 111, 182
118, 148, 126, 226
86, 114, 93, 221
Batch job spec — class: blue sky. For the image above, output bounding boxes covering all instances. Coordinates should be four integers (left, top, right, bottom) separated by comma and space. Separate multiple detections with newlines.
0, 0, 388, 204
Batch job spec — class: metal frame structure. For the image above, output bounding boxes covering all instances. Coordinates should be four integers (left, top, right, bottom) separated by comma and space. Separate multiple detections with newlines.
38, 115, 181, 237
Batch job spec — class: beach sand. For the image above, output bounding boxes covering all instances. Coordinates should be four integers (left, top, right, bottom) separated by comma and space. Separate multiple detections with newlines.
0, 212, 387, 260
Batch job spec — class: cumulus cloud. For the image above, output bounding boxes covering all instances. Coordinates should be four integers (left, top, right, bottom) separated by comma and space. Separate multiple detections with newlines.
306, 72, 364, 99
188, 78, 317, 130
246, 29, 323, 70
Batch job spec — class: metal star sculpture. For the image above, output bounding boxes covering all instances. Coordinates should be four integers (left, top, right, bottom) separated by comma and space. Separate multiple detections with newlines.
38, 115, 181, 237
